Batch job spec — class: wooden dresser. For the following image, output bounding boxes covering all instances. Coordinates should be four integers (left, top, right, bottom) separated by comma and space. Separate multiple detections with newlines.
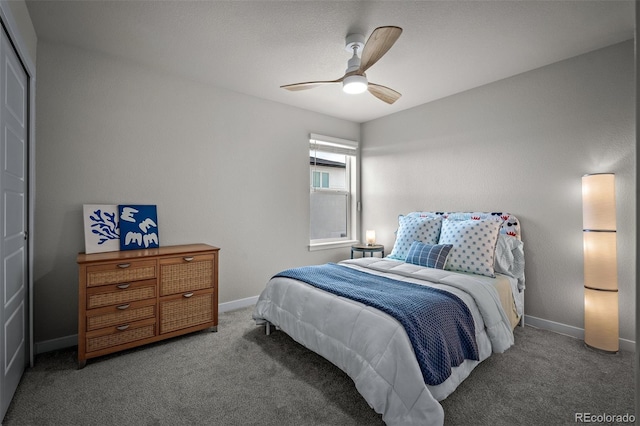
77, 243, 219, 368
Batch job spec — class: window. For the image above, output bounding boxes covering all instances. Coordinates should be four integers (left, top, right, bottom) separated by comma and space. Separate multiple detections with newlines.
312, 171, 330, 188
309, 134, 358, 249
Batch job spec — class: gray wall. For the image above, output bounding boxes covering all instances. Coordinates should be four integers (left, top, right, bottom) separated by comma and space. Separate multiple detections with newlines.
33, 41, 359, 343
34, 37, 635, 349
361, 40, 635, 345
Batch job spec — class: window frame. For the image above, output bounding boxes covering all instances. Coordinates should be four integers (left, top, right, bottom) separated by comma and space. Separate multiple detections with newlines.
308, 134, 359, 251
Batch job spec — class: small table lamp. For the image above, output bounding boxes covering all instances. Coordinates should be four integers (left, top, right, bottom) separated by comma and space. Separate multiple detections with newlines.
365, 230, 376, 246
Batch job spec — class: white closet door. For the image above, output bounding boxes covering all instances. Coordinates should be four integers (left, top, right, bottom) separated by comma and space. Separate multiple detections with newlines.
0, 22, 29, 420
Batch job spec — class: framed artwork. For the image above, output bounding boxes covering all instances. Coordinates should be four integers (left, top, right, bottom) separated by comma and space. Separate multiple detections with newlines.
118, 204, 159, 250
83, 204, 120, 254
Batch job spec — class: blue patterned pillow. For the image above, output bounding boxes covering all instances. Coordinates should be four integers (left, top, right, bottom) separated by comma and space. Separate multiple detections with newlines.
405, 241, 453, 269
438, 219, 502, 277
388, 215, 442, 261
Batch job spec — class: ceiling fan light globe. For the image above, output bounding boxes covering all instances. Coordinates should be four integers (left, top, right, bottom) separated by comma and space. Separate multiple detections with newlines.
343, 75, 368, 94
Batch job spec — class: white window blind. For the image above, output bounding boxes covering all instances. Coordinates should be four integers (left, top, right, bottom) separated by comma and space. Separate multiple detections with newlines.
310, 133, 358, 155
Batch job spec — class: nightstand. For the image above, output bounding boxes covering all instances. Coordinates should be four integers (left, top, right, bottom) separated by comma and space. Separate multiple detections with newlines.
351, 244, 384, 259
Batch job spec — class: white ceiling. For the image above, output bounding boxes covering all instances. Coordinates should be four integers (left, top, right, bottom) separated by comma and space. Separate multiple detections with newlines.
26, 0, 634, 123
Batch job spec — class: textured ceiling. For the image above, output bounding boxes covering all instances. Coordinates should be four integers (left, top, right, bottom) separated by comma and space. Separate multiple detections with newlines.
26, 0, 634, 123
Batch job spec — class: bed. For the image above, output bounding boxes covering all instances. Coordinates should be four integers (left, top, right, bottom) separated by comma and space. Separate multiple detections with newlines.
253, 212, 525, 426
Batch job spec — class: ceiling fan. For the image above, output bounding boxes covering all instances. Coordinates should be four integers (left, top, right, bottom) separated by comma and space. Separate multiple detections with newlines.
281, 26, 403, 104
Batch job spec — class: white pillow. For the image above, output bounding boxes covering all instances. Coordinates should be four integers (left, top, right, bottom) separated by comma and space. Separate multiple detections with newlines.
387, 215, 442, 261
438, 219, 502, 277
494, 234, 525, 290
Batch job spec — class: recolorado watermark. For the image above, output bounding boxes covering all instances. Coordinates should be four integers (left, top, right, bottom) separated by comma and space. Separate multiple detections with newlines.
575, 412, 636, 423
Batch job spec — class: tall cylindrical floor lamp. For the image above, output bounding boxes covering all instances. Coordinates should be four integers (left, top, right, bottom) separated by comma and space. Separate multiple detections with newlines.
582, 173, 618, 353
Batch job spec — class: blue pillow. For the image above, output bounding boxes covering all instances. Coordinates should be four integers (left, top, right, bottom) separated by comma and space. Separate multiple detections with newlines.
405, 241, 453, 269
387, 215, 442, 261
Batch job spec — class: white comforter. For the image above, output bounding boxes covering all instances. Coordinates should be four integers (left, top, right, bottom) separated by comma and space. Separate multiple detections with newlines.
252, 258, 514, 426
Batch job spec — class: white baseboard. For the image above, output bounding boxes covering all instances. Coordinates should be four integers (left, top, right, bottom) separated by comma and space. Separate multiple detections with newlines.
524, 315, 636, 353
34, 296, 261, 355
219, 295, 259, 313
35, 334, 78, 355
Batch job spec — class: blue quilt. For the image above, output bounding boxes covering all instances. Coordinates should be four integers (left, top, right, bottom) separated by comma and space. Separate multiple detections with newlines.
274, 263, 479, 386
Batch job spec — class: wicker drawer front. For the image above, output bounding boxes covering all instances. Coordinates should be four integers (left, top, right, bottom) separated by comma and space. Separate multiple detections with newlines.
87, 279, 156, 309
86, 318, 156, 353
160, 254, 214, 296
160, 291, 213, 334
86, 300, 156, 332
86, 259, 157, 287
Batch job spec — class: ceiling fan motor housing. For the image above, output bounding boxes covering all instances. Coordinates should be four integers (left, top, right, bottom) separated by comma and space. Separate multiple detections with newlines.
345, 33, 365, 74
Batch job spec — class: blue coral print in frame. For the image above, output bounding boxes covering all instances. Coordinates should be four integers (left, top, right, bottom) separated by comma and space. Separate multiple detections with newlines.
118, 204, 160, 250
83, 204, 120, 254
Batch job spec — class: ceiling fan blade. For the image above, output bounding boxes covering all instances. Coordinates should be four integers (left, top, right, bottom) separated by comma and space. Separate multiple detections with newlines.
368, 83, 401, 104
359, 26, 403, 73
281, 78, 343, 91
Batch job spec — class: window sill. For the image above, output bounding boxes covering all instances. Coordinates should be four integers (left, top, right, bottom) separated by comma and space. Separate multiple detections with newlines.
308, 240, 359, 252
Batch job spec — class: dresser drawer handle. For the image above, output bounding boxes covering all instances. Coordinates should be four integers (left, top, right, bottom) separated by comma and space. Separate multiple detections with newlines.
116, 324, 130, 331
183, 292, 194, 298
117, 263, 131, 269
183, 257, 194, 262
117, 283, 131, 290
116, 304, 130, 310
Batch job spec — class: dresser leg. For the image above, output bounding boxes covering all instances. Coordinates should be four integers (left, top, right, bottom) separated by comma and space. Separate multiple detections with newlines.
78, 359, 87, 370
210, 326, 218, 332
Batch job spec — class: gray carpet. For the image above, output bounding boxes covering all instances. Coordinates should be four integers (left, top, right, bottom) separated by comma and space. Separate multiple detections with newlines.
3, 306, 635, 425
